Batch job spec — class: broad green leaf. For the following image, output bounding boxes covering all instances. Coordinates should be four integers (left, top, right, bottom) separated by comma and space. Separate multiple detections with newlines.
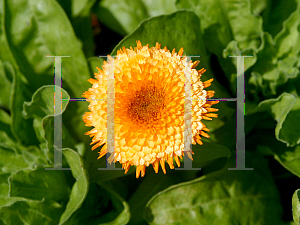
0, 124, 47, 173
0, 199, 64, 225
9, 166, 71, 201
247, 93, 300, 147
55, 0, 96, 57
0, 145, 29, 174
140, 0, 177, 17
0, 173, 23, 206
111, 10, 230, 99
0, 0, 18, 68
176, 0, 264, 96
248, 33, 278, 96
95, 0, 149, 36
60, 182, 110, 225
70, 0, 97, 58
292, 189, 300, 224
94, 0, 178, 37
70, 0, 94, 17
62, 181, 131, 225
59, 148, 89, 225
97, 182, 131, 225
278, 97, 300, 146
274, 2, 300, 58
3, 0, 91, 97
245, 31, 299, 98
246, 128, 300, 179
1, 108, 48, 168
128, 170, 196, 225
0, 61, 12, 109
144, 155, 283, 225
21, 145, 49, 167
250, 0, 268, 15
23, 85, 70, 119
0, 109, 14, 141
21, 85, 76, 164
111, 10, 203, 56
222, 32, 299, 98
262, 0, 298, 38
22, 85, 70, 144
176, 0, 263, 54
192, 142, 231, 168
274, 145, 300, 178
4, 0, 91, 144
10, 67, 38, 146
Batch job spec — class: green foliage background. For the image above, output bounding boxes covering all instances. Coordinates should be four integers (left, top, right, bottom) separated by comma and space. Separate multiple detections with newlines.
0, 0, 300, 224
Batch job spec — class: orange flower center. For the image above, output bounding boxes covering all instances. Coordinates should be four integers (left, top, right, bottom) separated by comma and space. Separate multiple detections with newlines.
127, 84, 165, 125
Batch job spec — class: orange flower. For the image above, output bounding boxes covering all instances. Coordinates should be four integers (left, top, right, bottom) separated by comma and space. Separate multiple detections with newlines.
83, 41, 218, 178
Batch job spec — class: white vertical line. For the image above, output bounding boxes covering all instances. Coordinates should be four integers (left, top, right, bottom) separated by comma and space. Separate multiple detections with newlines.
106, 56, 115, 168
184, 56, 193, 164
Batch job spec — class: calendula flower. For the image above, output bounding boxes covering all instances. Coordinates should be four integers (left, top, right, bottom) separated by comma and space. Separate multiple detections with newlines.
83, 41, 218, 178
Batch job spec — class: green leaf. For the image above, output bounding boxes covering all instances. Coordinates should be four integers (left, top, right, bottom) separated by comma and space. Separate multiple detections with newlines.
59, 148, 89, 225
60, 182, 109, 225
274, 145, 300, 178
128, 170, 195, 225
22, 85, 70, 144
111, 10, 230, 99
176, 0, 263, 54
9, 166, 71, 201
97, 182, 131, 225
3, 0, 91, 97
247, 129, 300, 179
222, 32, 299, 98
0, 61, 12, 110
0, 173, 23, 207
10, 67, 38, 146
278, 96, 300, 146
43, 116, 77, 165
262, 0, 298, 38
0, 109, 14, 141
292, 189, 300, 224
250, 0, 268, 15
144, 154, 283, 225
0, 145, 29, 174
245, 30, 299, 98
69, 0, 97, 58
140, 0, 177, 17
23, 85, 70, 119
21, 85, 76, 164
70, 0, 95, 17
0, 120, 47, 171
0, 0, 18, 68
94, 0, 149, 36
274, 2, 300, 58
61, 180, 131, 225
0, 199, 64, 225
192, 142, 231, 167
247, 93, 300, 147
94, 0, 178, 37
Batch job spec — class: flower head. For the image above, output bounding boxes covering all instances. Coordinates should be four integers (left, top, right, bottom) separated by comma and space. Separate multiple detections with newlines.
83, 41, 218, 178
